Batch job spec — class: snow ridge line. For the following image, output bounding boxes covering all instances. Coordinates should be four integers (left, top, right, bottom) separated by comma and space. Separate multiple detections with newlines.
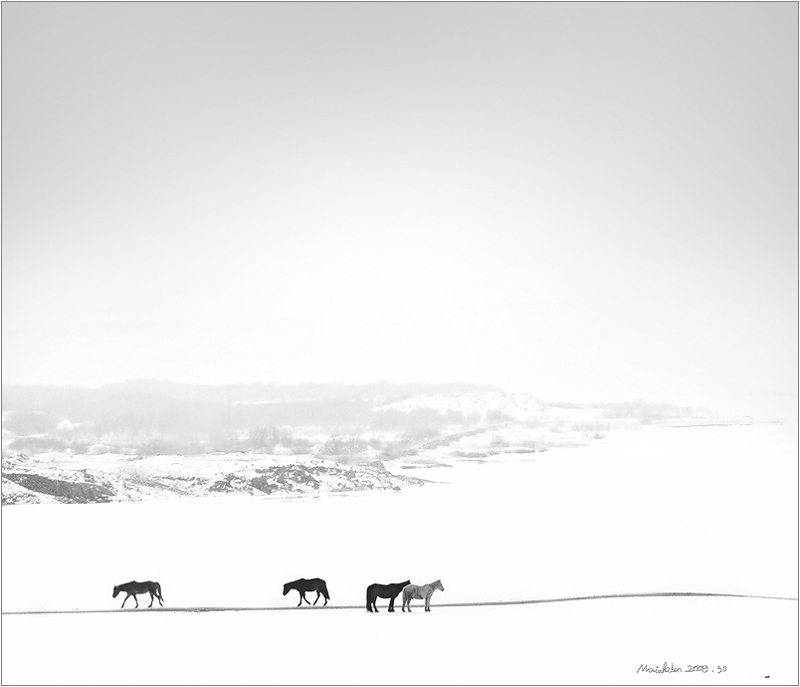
3, 592, 796, 616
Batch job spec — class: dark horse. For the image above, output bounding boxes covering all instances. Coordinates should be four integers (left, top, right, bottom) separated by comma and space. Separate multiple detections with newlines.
366, 580, 410, 612
283, 578, 330, 607
112, 580, 164, 609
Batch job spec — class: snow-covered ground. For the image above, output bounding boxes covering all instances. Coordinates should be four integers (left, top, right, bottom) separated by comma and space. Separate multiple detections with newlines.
2, 422, 797, 684
4, 598, 795, 685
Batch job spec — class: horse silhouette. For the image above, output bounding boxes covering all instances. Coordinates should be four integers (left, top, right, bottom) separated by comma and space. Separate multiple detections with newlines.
402, 580, 443, 612
283, 578, 330, 607
366, 580, 410, 612
112, 580, 164, 609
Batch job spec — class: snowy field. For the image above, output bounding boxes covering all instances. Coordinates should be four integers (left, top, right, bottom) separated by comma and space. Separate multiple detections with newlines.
3, 423, 797, 684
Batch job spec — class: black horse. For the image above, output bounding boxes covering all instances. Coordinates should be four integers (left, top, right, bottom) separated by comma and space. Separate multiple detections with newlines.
112, 580, 164, 609
366, 580, 410, 612
283, 578, 330, 607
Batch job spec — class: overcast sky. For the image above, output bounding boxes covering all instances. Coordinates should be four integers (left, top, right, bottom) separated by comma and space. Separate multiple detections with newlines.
2, 3, 797, 412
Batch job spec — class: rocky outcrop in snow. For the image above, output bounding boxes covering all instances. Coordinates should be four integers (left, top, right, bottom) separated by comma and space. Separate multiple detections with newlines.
1, 452, 425, 506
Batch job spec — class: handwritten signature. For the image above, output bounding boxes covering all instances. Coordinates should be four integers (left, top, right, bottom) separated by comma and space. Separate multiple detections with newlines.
638, 663, 728, 674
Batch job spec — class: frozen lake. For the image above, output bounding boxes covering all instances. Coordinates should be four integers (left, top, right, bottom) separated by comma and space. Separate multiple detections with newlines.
3, 423, 797, 684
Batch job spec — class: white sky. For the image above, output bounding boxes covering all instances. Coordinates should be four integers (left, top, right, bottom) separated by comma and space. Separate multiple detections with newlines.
2, 3, 797, 410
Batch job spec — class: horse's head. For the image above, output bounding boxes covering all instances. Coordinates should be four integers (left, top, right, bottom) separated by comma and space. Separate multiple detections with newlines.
435, 580, 444, 592
112, 585, 119, 598
401, 580, 411, 587
282, 583, 291, 596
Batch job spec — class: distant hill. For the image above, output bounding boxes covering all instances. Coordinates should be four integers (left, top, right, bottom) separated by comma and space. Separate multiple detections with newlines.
1, 380, 502, 455
2, 379, 719, 462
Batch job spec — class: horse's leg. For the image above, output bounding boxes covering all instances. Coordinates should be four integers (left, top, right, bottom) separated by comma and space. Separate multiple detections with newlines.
388, 596, 394, 612
121, 594, 128, 609
149, 592, 155, 608
297, 592, 304, 607
133, 594, 139, 609
313, 591, 320, 606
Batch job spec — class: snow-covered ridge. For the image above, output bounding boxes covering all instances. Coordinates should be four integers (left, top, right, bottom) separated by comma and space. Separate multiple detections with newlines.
1, 452, 425, 506
373, 392, 543, 422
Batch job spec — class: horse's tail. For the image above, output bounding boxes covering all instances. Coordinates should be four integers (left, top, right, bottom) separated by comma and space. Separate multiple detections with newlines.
156, 582, 164, 601
321, 581, 330, 601
366, 588, 371, 610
